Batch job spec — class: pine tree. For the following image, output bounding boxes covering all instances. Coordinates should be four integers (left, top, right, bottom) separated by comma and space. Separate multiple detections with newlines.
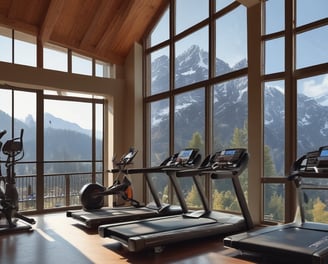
212, 189, 224, 210
312, 197, 328, 223
185, 184, 202, 207
188, 131, 204, 151
267, 192, 284, 221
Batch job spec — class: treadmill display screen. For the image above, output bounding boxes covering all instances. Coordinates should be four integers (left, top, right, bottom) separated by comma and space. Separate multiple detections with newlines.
320, 149, 328, 157
177, 149, 193, 163
223, 150, 236, 156
212, 148, 246, 168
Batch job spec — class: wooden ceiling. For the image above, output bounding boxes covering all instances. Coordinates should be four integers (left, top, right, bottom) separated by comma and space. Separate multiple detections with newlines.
0, 0, 169, 65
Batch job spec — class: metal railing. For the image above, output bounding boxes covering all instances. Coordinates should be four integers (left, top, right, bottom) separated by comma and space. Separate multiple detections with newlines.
13, 172, 103, 211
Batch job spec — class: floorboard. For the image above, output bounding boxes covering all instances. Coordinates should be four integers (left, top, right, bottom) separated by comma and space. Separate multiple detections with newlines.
0, 212, 255, 264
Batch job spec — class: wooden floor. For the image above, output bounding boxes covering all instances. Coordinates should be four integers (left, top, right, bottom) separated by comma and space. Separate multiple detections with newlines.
0, 212, 258, 264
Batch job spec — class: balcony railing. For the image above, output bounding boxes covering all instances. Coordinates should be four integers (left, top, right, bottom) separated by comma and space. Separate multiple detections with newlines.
13, 172, 103, 211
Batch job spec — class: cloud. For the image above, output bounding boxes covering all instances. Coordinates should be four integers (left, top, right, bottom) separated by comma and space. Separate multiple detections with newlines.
302, 75, 328, 98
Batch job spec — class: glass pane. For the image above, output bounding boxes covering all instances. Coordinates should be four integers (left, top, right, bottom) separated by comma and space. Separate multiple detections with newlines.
72, 52, 92, 76
95, 60, 110, 78
264, 80, 285, 177
297, 74, 328, 157
0, 89, 37, 211
212, 178, 241, 213
96, 103, 103, 161
149, 99, 170, 205
175, 26, 208, 89
265, 37, 285, 74
0, 88, 12, 147
212, 77, 248, 151
150, 46, 169, 95
296, 0, 328, 27
44, 99, 92, 161
43, 44, 68, 72
216, 5, 247, 76
263, 183, 285, 222
16, 168, 37, 211
181, 177, 204, 210
147, 172, 170, 205
14, 90, 37, 162
69, 173, 93, 206
174, 88, 205, 156
175, 0, 208, 34
0, 26, 12, 63
150, 7, 169, 47
14, 31, 36, 67
264, 0, 284, 35
216, 0, 234, 11
296, 26, 328, 69
302, 180, 328, 224
150, 99, 170, 166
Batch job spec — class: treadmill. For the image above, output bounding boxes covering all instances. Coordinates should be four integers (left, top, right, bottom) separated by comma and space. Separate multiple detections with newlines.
98, 148, 253, 252
66, 148, 201, 229
224, 146, 328, 264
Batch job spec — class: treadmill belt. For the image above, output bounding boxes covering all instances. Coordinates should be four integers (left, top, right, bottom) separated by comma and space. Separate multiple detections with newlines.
243, 227, 328, 254
73, 208, 156, 220
106, 216, 217, 237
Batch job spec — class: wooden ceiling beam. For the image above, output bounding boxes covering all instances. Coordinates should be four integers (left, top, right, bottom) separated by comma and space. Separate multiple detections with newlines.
0, 14, 38, 35
39, 0, 65, 44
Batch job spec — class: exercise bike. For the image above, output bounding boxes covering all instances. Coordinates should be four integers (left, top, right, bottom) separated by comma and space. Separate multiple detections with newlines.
79, 148, 140, 210
0, 129, 36, 233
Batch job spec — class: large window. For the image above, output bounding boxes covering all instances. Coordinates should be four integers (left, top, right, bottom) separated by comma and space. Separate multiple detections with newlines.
0, 86, 104, 212
146, 0, 328, 224
0, 26, 113, 78
145, 1, 248, 213
262, 0, 328, 223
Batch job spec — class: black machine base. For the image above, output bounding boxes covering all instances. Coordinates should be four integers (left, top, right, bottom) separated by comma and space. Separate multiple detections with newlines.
0, 221, 33, 234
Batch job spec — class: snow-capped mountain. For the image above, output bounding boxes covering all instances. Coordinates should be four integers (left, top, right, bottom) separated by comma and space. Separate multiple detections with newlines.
150, 44, 328, 174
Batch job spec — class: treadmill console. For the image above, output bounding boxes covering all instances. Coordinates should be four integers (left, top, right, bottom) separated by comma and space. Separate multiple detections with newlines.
294, 146, 328, 172
210, 148, 247, 169
161, 148, 200, 167
317, 146, 328, 169
298, 150, 320, 171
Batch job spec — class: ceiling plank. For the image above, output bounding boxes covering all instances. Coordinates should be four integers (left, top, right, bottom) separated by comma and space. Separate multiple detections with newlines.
79, 0, 120, 49
96, 0, 135, 52
0, 0, 168, 65
39, 0, 65, 43
0, 14, 38, 35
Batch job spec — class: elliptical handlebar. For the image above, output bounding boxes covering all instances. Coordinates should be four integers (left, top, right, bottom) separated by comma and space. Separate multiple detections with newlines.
2, 129, 25, 165
0, 130, 7, 151
0, 129, 6, 139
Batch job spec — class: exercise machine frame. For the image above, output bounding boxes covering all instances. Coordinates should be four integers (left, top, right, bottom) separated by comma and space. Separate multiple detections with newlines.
0, 129, 35, 234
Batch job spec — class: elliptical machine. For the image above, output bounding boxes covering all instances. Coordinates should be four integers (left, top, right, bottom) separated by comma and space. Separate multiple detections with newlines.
79, 148, 140, 210
0, 129, 35, 233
